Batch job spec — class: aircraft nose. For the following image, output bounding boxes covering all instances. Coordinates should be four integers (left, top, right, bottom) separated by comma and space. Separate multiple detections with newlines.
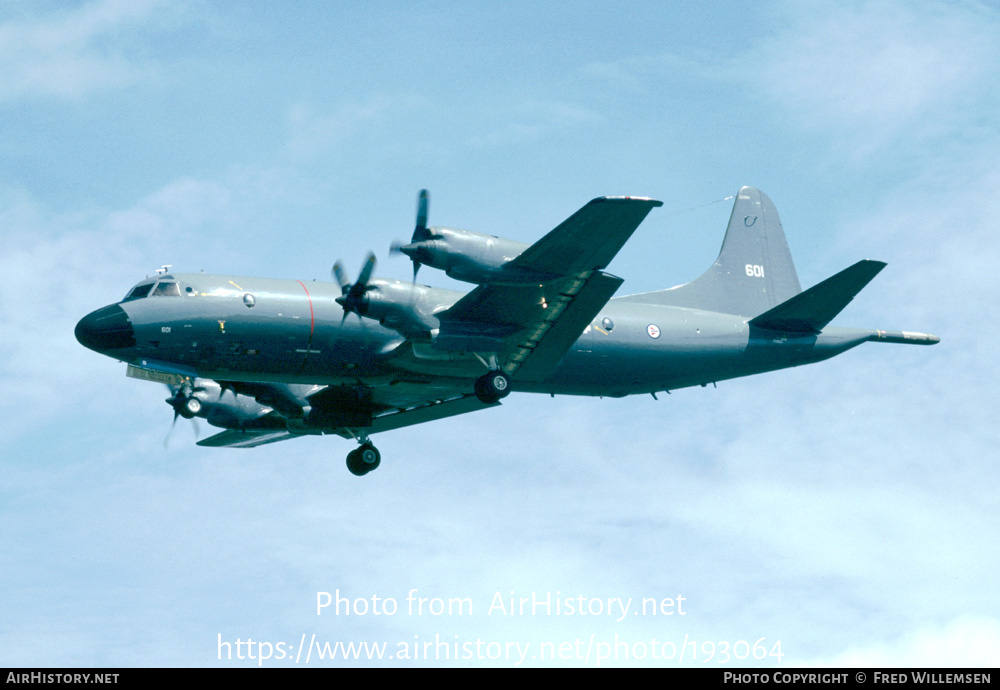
75, 304, 136, 352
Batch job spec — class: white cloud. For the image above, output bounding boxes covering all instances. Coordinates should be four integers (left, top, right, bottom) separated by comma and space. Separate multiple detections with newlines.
282, 95, 428, 160
748, 1, 1000, 151
579, 52, 702, 92
577, 2, 1000, 161
467, 100, 602, 149
0, 0, 177, 101
812, 616, 1000, 667
0, 167, 301, 439
107, 177, 234, 239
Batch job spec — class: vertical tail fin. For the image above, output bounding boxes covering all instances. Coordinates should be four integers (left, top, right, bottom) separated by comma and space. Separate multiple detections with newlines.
619, 187, 802, 316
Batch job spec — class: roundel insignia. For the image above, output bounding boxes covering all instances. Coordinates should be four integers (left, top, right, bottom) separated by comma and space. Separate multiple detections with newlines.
647, 324, 661, 339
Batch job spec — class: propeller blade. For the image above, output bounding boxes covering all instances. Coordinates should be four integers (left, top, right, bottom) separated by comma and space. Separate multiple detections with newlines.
164, 409, 180, 448
332, 261, 350, 295
391, 241, 420, 282
356, 251, 376, 288
335, 252, 377, 317
413, 189, 429, 242
390, 190, 432, 280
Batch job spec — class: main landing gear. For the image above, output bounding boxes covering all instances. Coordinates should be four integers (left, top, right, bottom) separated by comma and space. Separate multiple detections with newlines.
346, 441, 381, 476
342, 367, 511, 476
474, 370, 511, 404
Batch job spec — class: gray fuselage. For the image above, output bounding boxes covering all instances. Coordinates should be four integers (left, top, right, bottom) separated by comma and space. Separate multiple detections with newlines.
78, 271, 874, 399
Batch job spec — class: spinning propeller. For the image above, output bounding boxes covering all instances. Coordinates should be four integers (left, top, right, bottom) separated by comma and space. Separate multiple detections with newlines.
390, 188, 432, 282
332, 251, 377, 320
164, 382, 202, 447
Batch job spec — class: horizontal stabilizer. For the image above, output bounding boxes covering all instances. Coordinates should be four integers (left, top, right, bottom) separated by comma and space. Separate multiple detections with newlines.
748, 260, 886, 334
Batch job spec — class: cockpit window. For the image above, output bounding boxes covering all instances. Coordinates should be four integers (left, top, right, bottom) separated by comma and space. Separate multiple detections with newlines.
122, 283, 154, 302
152, 281, 181, 297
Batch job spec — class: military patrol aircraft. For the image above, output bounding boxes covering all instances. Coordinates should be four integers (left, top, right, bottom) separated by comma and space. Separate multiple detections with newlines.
75, 187, 939, 476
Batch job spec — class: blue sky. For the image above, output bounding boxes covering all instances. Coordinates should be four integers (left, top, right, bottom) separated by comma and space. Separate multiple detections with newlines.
1, 0, 997, 667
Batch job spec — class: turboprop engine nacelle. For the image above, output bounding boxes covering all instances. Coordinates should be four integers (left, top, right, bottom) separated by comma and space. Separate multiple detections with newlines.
396, 227, 530, 284
158, 375, 278, 431
343, 279, 444, 341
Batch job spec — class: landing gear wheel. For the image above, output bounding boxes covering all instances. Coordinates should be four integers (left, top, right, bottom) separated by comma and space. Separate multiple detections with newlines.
359, 442, 381, 471
474, 370, 511, 404
346, 443, 381, 476
346, 448, 367, 476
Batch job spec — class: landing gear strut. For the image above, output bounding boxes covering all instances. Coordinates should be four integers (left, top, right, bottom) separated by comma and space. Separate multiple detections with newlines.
474, 370, 511, 404
346, 442, 381, 476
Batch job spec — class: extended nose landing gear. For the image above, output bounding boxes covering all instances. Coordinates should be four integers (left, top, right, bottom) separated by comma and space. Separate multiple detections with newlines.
346, 442, 381, 476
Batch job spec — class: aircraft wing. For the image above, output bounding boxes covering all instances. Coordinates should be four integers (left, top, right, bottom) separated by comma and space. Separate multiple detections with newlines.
197, 429, 295, 448
304, 381, 500, 434
506, 196, 663, 278
436, 271, 624, 381
332, 393, 499, 438
195, 393, 496, 448
436, 196, 661, 381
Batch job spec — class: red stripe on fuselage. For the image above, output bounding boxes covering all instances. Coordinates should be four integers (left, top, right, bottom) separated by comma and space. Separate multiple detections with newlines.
296, 280, 315, 337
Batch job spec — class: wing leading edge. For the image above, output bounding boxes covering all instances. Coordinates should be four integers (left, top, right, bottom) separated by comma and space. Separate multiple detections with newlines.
508, 196, 663, 278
